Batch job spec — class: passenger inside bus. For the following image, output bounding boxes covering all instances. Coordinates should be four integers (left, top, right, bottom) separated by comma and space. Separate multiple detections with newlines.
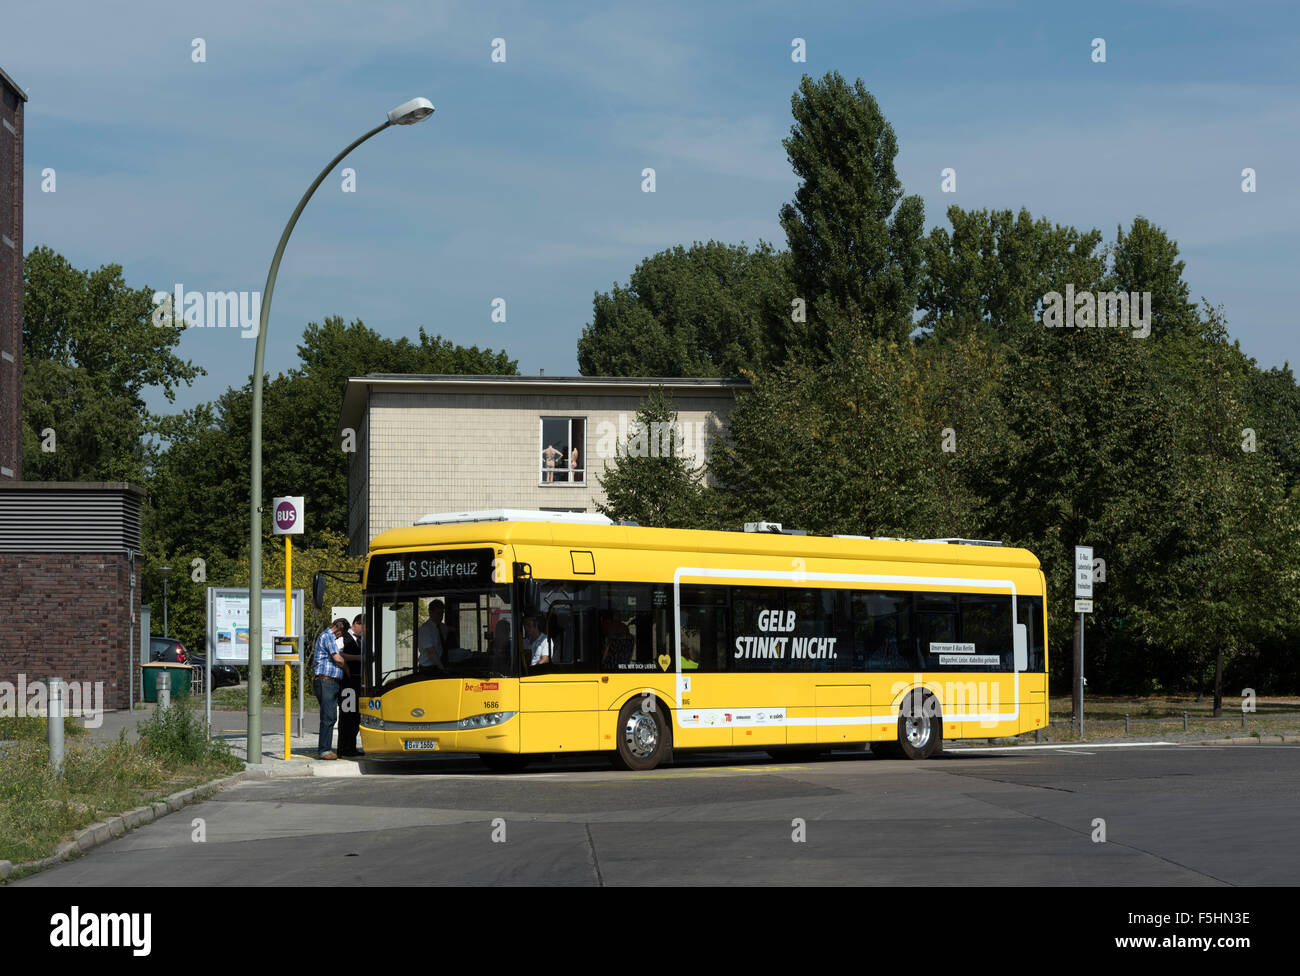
417, 599, 447, 670
522, 614, 552, 667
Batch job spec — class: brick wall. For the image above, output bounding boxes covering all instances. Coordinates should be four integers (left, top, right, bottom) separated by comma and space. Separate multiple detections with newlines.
0, 552, 139, 710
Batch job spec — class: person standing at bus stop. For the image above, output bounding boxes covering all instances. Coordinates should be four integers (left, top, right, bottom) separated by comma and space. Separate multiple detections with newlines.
337, 615, 365, 758
312, 618, 349, 759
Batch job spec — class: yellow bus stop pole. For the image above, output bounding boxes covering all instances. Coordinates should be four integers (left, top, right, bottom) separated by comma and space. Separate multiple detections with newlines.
285, 536, 292, 761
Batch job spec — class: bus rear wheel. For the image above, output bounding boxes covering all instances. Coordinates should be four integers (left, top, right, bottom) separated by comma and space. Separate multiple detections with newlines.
896, 690, 943, 760
614, 696, 669, 771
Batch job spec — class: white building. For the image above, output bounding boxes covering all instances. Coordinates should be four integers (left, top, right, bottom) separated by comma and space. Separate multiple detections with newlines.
338, 375, 746, 555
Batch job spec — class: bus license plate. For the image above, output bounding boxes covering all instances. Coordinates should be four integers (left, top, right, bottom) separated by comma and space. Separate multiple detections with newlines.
405, 739, 439, 751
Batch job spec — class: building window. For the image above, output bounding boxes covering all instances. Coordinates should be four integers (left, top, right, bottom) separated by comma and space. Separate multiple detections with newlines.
540, 417, 585, 484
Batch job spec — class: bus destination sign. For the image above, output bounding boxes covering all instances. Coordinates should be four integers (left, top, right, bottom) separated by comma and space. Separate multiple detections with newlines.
367, 548, 498, 592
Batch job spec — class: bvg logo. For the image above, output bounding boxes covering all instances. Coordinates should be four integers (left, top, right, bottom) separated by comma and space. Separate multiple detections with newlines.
410, 708, 425, 718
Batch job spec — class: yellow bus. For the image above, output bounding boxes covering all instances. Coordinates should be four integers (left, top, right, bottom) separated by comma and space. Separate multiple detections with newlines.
352, 510, 1048, 770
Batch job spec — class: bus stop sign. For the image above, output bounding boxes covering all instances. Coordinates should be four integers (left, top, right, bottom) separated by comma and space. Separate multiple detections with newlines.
272, 496, 305, 536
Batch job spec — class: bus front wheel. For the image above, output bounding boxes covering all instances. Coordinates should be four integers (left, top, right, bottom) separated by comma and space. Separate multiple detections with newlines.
614, 696, 669, 771
897, 690, 943, 760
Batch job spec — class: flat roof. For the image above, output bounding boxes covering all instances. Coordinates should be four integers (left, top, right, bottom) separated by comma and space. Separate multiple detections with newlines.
0, 65, 28, 102
0, 481, 145, 496
340, 373, 748, 434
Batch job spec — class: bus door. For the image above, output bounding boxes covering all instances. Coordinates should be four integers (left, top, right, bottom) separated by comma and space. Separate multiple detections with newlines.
675, 585, 735, 749
518, 588, 600, 752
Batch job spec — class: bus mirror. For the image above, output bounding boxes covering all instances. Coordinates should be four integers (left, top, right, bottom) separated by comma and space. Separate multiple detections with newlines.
1014, 623, 1028, 671
312, 572, 326, 611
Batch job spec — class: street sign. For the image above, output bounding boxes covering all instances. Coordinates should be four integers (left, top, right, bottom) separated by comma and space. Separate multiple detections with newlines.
1075, 599, 1093, 613
1075, 546, 1094, 599
271, 495, 305, 535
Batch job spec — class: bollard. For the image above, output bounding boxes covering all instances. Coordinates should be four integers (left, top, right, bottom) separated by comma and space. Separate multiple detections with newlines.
1242, 710, 1246, 730
48, 676, 65, 779
158, 669, 171, 710
1125, 713, 1130, 734
1184, 711, 1188, 732
1035, 728, 1042, 743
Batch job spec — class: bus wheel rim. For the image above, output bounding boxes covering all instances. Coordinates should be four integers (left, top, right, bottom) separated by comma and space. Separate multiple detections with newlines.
905, 714, 930, 748
624, 713, 658, 758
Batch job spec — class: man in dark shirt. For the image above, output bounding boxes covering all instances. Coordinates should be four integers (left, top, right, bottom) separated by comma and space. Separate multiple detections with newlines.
337, 615, 364, 758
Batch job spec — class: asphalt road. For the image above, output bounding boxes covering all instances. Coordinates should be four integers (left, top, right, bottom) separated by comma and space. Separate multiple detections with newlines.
17, 743, 1300, 886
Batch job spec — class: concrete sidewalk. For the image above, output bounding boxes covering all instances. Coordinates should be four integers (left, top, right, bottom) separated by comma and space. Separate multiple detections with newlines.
77, 697, 362, 773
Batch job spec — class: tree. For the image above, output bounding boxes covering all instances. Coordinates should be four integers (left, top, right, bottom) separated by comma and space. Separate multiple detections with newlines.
596, 388, 707, 528
918, 207, 1107, 340
21, 247, 203, 481
1109, 217, 1200, 339
148, 315, 516, 559
779, 72, 925, 350
709, 342, 944, 537
577, 241, 793, 377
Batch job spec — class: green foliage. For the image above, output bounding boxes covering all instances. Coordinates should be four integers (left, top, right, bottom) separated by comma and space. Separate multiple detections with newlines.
0, 716, 85, 741
596, 388, 707, 527
578, 241, 793, 377
21, 246, 203, 481
779, 71, 926, 350
1110, 217, 1200, 338
137, 703, 240, 768
918, 206, 1106, 340
140, 317, 510, 658
0, 725, 236, 866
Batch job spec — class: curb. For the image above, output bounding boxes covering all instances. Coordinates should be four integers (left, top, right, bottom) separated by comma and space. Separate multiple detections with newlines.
1194, 733, 1300, 745
950, 732, 1300, 750
0, 757, 318, 882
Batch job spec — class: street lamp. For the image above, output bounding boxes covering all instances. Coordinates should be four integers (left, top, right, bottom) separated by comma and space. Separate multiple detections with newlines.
160, 565, 171, 636
247, 97, 434, 762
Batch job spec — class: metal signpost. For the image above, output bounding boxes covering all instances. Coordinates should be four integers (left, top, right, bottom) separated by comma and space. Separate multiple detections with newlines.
272, 496, 305, 760
1074, 545, 1093, 737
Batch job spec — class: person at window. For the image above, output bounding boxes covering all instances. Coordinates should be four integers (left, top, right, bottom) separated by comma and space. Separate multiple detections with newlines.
542, 443, 561, 482
418, 600, 447, 669
522, 614, 551, 667
570, 445, 581, 482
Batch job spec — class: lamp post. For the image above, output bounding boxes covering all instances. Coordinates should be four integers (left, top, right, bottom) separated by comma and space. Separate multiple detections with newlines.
247, 97, 434, 762
160, 565, 170, 636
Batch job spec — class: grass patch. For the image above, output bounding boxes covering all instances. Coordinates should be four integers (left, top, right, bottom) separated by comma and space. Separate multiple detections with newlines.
0, 717, 86, 741
1033, 695, 1300, 743
210, 684, 297, 711
0, 703, 242, 868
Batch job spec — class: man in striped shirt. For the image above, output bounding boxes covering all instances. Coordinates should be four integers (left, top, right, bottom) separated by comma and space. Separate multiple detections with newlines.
312, 619, 349, 759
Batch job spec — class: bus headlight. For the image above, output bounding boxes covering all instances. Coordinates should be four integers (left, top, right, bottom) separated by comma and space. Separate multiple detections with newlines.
457, 712, 516, 730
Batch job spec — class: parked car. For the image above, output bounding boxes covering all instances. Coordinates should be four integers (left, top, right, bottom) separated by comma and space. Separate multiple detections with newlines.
148, 636, 241, 689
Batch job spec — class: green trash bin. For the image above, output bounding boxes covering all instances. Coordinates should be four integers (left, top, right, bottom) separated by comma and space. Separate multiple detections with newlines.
141, 662, 193, 702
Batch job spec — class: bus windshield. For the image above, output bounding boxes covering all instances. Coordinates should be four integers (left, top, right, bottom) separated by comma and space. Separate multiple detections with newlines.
364, 586, 514, 694
362, 548, 514, 693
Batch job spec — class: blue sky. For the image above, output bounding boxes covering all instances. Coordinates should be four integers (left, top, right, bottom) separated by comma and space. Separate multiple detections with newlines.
6, 0, 1298, 418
